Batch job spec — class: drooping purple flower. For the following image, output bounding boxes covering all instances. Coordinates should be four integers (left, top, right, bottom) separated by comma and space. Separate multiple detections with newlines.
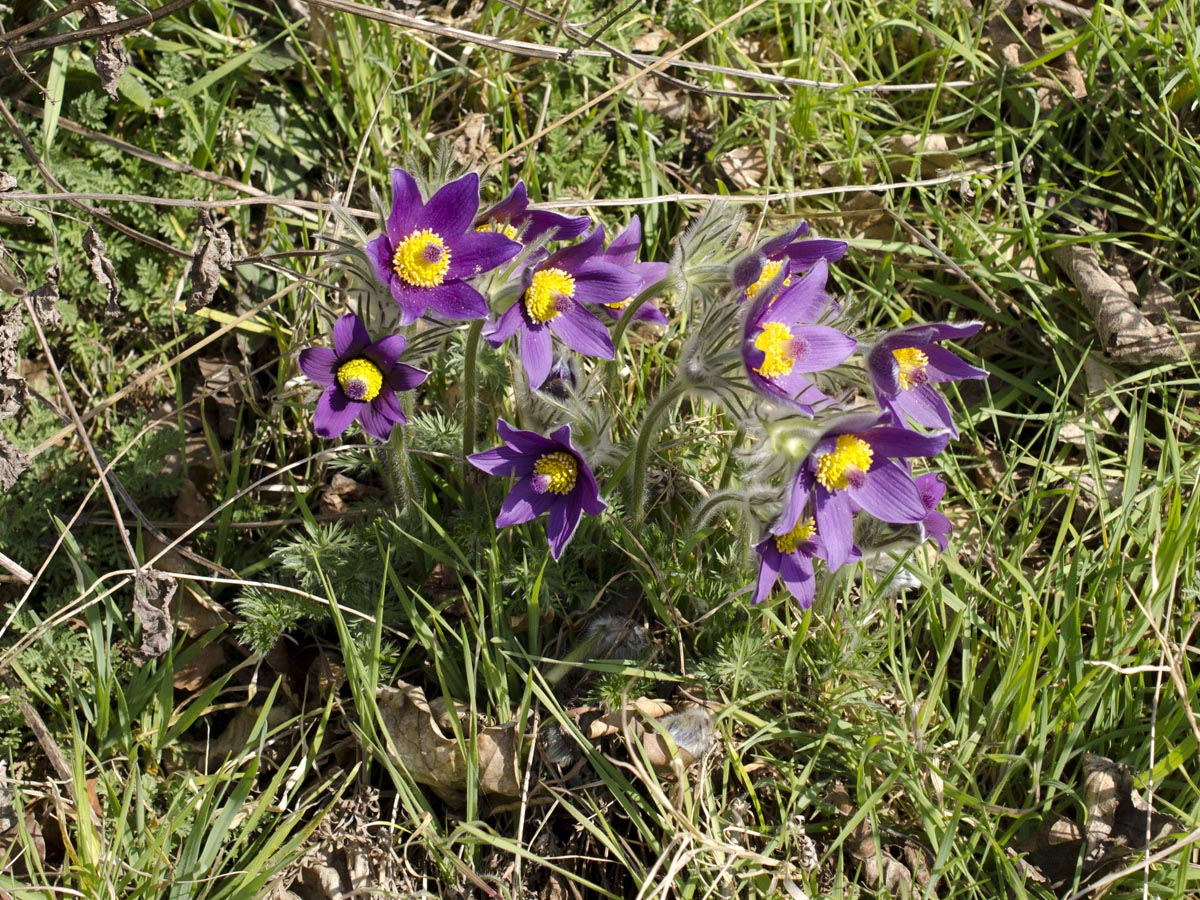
366, 169, 522, 325
778, 413, 949, 571
468, 419, 607, 560
742, 258, 857, 414
299, 313, 428, 441
751, 516, 825, 607
866, 322, 987, 436
484, 228, 642, 389
733, 220, 849, 303
914, 472, 952, 550
476, 180, 591, 247
592, 217, 670, 326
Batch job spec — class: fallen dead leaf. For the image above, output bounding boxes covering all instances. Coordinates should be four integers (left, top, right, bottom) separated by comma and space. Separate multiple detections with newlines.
26, 265, 60, 328
132, 568, 177, 664
986, 0, 1087, 113
172, 641, 226, 691
719, 145, 768, 190
83, 226, 120, 315
830, 781, 930, 898
377, 681, 521, 802
186, 211, 233, 312
84, 3, 129, 99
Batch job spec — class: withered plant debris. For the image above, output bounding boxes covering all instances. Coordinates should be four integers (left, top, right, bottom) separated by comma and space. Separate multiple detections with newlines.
572, 699, 714, 773
132, 567, 178, 663
82, 225, 120, 315
27, 265, 61, 328
0, 242, 25, 297
84, 3, 129, 99
1014, 753, 1184, 891
1052, 243, 1200, 364
986, 0, 1087, 112
377, 682, 521, 803
0, 172, 15, 192
0, 304, 26, 420
830, 782, 932, 899
186, 210, 233, 312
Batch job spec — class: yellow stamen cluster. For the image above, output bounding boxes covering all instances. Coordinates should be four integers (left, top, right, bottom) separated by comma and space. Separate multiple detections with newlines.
745, 259, 792, 301
336, 358, 384, 402
524, 268, 575, 323
892, 347, 930, 391
476, 222, 520, 241
534, 451, 578, 495
815, 434, 874, 491
393, 229, 451, 287
605, 297, 633, 311
774, 518, 817, 555
753, 322, 797, 379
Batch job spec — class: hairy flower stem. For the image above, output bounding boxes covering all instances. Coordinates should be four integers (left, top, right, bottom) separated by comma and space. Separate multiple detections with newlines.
460, 318, 485, 465
382, 409, 417, 517
628, 378, 689, 527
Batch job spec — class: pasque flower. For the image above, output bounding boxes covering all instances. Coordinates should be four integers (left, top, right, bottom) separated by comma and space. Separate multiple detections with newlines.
734, 220, 849, 302
751, 516, 825, 607
778, 413, 949, 570
476, 180, 590, 246
299, 313, 428, 441
485, 228, 642, 388
742, 258, 857, 413
914, 472, 952, 550
468, 419, 607, 560
594, 216, 670, 326
366, 169, 522, 324
866, 322, 987, 435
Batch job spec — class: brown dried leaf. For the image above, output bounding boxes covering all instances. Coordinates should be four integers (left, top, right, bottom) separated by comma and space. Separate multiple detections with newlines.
986, 0, 1086, 112
172, 641, 225, 691
27, 266, 61, 328
0, 173, 15, 193
585, 697, 675, 739
0, 439, 31, 492
377, 682, 521, 801
719, 146, 768, 190
83, 226, 120, 315
132, 568, 177, 663
830, 782, 917, 897
0, 305, 24, 422
85, 3, 129, 99
186, 211, 233, 312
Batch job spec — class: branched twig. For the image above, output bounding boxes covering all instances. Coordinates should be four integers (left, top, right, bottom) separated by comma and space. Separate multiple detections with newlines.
0, 0, 198, 59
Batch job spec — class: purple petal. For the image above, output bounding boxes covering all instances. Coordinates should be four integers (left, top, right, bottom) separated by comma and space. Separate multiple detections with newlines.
915, 472, 947, 509
424, 281, 490, 321
497, 477, 556, 528
313, 388, 362, 439
373, 389, 407, 426
299, 347, 337, 386
923, 344, 988, 383
545, 228, 605, 272
418, 171, 479, 237
485, 303, 524, 347
923, 509, 952, 550
776, 469, 814, 535
862, 427, 949, 460
390, 282, 430, 325
366, 234, 395, 288
758, 222, 809, 260
751, 542, 782, 604
778, 552, 816, 608
605, 216, 642, 267
359, 401, 398, 441
889, 385, 957, 435
386, 362, 429, 392
573, 262, 643, 307
523, 208, 591, 244
767, 258, 831, 325
386, 169, 423, 241
551, 305, 615, 360
814, 489, 856, 571
783, 238, 849, 270
519, 325, 554, 388
481, 181, 529, 224
446, 229, 522, 280
546, 494, 584, 560
333, 314, 370, 358
469, 444, 533, 477
851, 463, 928, 524
867, 345, 902, 396
365, 334, 408, 367
497, 418, 560, 457
879, 321, 983, 348
787, 326, 857, 373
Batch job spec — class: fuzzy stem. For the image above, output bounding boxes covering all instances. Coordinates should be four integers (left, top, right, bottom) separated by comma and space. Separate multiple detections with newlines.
627, 378, 689, 527
461, 318, 484, 463
382, 412, 416, 517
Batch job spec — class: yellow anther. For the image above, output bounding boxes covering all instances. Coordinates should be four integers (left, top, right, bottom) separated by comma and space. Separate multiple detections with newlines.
534, 451, 578, 494
745, 259, 791, 301
336, 358, 384, 402
814, 434, 874, 491
476, 222, 520, 241
774, 517, 817, 555
393, 229, 452, 287
524, 268, 575, 323
892, 347, 930, 391
753, 321, 796, 379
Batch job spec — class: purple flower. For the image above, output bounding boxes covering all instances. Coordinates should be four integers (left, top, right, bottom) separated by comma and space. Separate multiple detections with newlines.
593, 217, 670, 326
915, 472, 952, 550
751, 516, 824, 607
468, 419, 607, 560
734, 220, 849, 303
866, 322, 987, 436
779, 413, 949, 571
299, 313, 428, 441
484, 228, 642, 389
366, 169, 522, 325
742, 258, 857, 413
476, 180, 591, 246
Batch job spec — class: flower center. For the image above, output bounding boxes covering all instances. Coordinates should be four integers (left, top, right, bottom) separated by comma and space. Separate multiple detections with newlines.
336, 358, 384, 402
476, 222, 520, 241
532, 451, 578, 495
745, 259, 791, 301
753, 322, 797, 379
774, 517, 817, 555
524, 268, 575, 324
815, 434, 874, 491
605, 297, 632, 311
392, 229, 452, 287
892, 347, 930, 391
